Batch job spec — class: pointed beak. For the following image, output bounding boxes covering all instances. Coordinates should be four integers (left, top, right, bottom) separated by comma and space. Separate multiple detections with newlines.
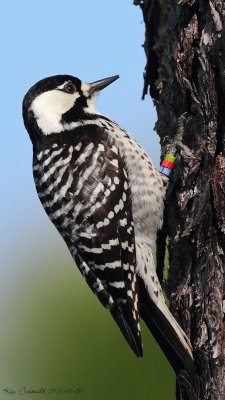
88, 75, 119, 95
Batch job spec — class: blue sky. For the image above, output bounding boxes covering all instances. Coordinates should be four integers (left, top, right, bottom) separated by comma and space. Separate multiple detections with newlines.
0, 3, 174, 400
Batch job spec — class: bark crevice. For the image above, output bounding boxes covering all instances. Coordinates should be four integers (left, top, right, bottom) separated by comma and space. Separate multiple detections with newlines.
134, 0, 225, 398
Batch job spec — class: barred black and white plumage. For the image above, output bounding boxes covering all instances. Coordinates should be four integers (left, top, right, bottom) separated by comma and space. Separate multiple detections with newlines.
23, 74, 193, 370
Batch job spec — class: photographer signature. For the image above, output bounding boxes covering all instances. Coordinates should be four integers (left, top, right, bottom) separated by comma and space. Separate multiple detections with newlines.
3, 386, 84, 395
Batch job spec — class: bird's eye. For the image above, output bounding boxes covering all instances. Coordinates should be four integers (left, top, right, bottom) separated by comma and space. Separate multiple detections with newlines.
64, 83, 76, 94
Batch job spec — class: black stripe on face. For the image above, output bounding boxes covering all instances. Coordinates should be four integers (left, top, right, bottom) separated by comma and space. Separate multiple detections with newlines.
62, 96, 89, 123
62, 104, 115, 125
23, 75, 83, 144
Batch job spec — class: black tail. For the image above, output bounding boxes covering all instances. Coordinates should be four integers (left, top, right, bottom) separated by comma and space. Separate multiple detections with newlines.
139, 278, 199, 397
111, 305, 143, 358
138, 277, 193, 374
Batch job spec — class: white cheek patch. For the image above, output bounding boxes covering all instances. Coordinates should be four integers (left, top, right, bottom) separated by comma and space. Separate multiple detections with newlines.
31, 89, 79, 135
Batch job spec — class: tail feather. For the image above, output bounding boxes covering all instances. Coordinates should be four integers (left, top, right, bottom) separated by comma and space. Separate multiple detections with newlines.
111, 305, 143, 358
138, 277, 193, 373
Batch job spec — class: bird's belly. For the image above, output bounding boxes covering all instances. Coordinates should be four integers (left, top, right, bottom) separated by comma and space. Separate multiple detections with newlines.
130, 178, 165, 247
118, 137, 167, 248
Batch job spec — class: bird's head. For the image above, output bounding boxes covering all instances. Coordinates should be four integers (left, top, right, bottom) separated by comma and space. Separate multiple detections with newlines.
23, 74, 119, 140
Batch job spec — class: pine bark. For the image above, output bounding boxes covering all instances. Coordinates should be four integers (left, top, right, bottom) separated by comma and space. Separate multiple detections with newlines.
134, 0, 225, 399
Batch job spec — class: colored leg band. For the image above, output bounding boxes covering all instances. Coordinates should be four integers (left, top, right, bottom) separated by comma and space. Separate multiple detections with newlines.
159, 154, 176, 177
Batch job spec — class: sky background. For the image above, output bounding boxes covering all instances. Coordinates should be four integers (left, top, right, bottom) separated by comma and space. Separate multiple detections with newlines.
1, 1, 175, 399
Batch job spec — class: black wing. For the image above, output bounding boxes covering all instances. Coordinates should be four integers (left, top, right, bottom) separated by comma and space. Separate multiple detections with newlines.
33, 125, 142, 357
71, 138, 143, 357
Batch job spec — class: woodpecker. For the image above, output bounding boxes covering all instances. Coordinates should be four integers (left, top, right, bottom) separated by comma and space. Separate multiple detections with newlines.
23, 74, 193, 371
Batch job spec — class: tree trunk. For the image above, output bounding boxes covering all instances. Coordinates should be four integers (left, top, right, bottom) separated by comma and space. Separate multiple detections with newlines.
134, 0, 225, 399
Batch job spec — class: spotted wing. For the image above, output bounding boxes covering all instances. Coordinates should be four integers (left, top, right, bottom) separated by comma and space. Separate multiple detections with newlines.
33, 125, 142, 357
70, 139, 142, 357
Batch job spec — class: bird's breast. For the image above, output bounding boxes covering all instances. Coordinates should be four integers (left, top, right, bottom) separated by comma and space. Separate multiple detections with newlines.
100, 120, 168, 247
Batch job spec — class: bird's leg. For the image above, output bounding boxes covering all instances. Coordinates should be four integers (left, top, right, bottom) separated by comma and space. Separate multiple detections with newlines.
164, 112, 195, 159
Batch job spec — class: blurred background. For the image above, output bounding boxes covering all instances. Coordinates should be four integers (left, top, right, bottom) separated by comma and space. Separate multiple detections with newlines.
1, 1, 175, 399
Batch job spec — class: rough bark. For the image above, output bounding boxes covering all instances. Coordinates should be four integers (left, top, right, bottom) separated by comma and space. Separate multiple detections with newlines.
134, 0, 225, 399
